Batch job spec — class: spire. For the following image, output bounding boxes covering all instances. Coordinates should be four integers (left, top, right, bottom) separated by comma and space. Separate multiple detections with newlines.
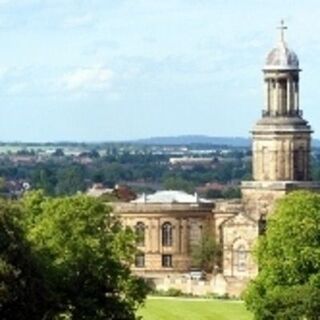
277, 19, 287, 43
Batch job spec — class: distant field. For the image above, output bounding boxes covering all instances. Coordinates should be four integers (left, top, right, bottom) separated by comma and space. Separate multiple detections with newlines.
138, 297, 253, 320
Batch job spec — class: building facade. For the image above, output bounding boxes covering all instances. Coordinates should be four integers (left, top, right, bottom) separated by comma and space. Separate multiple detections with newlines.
114, 23, 320, 296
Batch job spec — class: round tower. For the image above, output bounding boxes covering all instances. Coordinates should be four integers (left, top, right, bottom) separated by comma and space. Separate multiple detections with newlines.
252, 21, 312, 181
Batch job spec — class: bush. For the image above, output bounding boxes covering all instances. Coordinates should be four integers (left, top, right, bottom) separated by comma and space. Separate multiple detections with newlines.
167, 288, 184, 297
151, 288, 184, 297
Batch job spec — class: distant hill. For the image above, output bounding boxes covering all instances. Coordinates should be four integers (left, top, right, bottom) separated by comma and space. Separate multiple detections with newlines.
132, 135, 320, 148
133, 135, 251, 147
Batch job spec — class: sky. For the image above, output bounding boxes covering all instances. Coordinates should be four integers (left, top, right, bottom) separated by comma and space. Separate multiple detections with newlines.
0, 0, 319, 142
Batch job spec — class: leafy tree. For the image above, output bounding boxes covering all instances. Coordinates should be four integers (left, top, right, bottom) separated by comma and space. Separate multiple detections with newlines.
191, 226, 220, 273
244, 191, 320, 320
163, 177, 195, 193
222, 187, 241, 199
205, 189, 223, 199
0, 191, 149, 319
31, 167, 57, 195
52, 148, 65, 157
20, 191, 149, 319
55, 165, 87, 195
0, 177, 8, 194
0, 199, 55, 320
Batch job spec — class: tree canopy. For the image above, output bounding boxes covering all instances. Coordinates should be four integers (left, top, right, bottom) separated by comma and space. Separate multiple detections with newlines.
244, 191, 320, 320
190, 226, 221, 273
0, 191, 149, 319
0, 199, 54, 320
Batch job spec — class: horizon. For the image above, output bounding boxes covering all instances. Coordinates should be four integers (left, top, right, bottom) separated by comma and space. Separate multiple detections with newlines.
0, 1, 320, 141
0, 134, 250, 143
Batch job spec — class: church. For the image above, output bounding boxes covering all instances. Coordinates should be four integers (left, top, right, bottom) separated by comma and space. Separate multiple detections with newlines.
114, 23, 320, 296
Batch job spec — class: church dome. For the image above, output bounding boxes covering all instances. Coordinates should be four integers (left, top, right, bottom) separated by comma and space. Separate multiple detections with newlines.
264, 21, 299, 71
264, 43, 299, 70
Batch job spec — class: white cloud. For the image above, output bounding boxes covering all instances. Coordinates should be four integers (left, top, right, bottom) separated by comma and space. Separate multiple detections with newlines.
6, 82, 29, 95
63, 13, 94, 28
60, 67, 113, 92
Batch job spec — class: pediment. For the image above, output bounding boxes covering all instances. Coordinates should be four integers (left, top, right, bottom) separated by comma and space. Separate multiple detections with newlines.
222, 212, 257, 228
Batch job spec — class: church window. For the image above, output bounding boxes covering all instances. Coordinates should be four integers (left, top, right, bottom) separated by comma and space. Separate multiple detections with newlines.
135, 222, 145, 246
162, 222, 173, 247
135, 253, 145, 268
162, 254, 172, 268
235, 245, 247, 272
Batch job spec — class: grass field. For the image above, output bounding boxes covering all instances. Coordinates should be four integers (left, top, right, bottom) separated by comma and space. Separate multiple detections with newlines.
138, 297, 253, 320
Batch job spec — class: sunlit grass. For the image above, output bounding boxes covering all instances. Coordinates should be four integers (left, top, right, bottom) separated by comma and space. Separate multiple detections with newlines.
138, 297, 253, 320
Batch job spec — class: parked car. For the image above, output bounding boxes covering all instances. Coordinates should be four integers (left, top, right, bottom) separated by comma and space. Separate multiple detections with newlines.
189, 269, 206, 280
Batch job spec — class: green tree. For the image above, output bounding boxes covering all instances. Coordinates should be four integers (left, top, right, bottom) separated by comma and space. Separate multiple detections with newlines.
55, 165, 87, 195
163, 177, 195, 193
205, 189, 223, 199
0, 199, 55, 320
31, 167, 57, 195
222, 187, 241, 199
191, 226, 220, 273
20, 191, 149, 319
244, 191, 320, 320
0, 191, 149, 319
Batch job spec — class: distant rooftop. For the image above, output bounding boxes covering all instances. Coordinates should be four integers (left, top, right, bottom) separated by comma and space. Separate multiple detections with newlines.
132, 190, 211, 204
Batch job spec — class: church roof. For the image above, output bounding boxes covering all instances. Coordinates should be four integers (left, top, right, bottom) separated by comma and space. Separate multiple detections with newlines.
264, 21, 299, 71
132, 190, 211, 204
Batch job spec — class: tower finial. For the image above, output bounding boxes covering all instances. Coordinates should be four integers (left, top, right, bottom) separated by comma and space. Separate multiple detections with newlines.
277, 19, 287, 42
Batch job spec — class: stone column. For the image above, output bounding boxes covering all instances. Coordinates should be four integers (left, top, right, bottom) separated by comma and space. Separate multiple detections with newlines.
304, 148, 308, 180
275, 80, 279, 115
294, 81, 299, 111
152, 218, 160, 253
273, 150, 278, 180
174, 219, 181, 254
285, 140, 290, 180
146, 220, 151, 252
264, 80, 269, 113
181, 219, 188, 254
296, 82, 300, 110
286, 79, 291, 114
271, 80, 275, 115
290, 141, 294, 179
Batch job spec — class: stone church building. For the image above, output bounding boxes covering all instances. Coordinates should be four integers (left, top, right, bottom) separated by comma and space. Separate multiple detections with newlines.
114, 23, 320, 296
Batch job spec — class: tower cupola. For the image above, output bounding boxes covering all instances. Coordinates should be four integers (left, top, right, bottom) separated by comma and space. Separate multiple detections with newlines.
262, 20, 301, 118
264, 21, 299, 71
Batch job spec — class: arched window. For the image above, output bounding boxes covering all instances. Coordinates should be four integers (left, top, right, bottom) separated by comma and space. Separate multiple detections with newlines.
135, 222, 145, 246
235, 245, 247, 272
162, 222, 173, 247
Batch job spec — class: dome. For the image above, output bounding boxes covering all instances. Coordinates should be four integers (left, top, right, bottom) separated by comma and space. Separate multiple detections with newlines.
264, 22, 299, 71
132, 190, 211, 204
264, 42, 299, 70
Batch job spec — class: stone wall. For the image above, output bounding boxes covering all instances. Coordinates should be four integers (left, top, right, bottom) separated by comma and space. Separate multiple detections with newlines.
252, 131, 311, 181
241, 180, 320, 221
152, 273, 248, 297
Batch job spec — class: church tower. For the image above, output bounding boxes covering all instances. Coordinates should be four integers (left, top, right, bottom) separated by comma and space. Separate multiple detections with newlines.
253, 21, 312, 181
242, 21, 320, 221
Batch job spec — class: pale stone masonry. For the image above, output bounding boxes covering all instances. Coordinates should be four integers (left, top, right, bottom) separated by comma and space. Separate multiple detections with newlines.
113, 22, 320, 296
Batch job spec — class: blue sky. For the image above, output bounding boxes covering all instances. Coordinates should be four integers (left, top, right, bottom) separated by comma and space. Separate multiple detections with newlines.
0, 0, 319, 141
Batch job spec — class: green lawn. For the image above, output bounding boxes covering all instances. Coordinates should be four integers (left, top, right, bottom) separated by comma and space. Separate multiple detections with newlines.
138, 297, 253, 320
